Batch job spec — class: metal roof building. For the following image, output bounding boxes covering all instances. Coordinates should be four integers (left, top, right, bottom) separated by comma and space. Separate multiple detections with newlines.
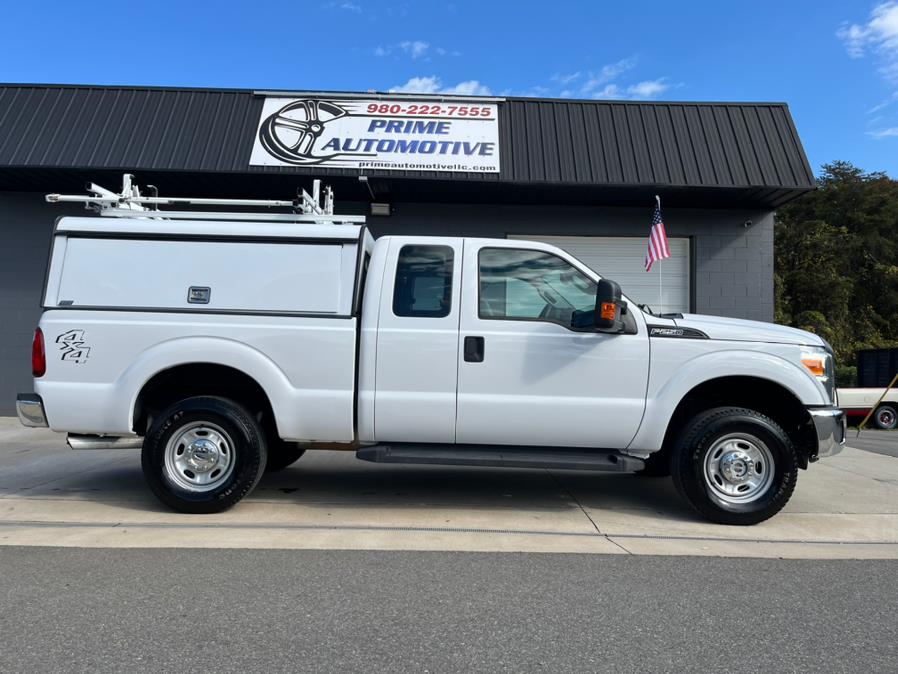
0, 83, 815, 413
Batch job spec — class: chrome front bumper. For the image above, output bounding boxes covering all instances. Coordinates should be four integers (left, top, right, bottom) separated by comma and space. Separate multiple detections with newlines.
16, 394, 48, 428
809, 406, 846, 459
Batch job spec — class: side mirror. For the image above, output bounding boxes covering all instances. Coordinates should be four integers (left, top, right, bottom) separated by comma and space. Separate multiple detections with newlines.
571, 278, 627, 332
594, 278, 624, 332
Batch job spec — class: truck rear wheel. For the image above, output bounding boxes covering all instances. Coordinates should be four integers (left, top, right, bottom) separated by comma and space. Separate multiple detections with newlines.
671, 407, 797, 525
141, 396, 267, 513
874, 404, 897, 430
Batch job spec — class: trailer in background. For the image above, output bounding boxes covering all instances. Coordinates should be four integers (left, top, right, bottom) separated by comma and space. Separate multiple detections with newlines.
858, 348, 898, 388
838, 348, 898, 430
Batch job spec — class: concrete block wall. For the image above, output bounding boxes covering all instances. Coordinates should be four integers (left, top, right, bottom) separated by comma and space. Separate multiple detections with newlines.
0, 193, 79, 415
692, 211, 774, 322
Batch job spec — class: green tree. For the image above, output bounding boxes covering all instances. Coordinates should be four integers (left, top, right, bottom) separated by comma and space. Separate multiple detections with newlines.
775, 161, 898, 383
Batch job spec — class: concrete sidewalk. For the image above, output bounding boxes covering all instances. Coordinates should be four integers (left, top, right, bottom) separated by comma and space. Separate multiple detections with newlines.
0, 418, 896, 558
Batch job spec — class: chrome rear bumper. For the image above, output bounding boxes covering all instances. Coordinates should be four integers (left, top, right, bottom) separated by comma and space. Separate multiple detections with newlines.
809, 406, 846, 459
16, 394, 48, 428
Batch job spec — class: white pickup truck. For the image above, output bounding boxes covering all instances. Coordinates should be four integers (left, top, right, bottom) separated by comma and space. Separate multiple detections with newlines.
16, 196, 845, 525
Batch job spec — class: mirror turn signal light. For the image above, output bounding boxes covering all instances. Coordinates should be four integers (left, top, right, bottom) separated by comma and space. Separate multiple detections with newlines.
600, 302, 617, 321
801, 357, 825, 377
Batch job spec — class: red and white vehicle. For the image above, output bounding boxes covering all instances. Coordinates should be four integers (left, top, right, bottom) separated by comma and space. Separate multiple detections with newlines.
838, 388, 898, 430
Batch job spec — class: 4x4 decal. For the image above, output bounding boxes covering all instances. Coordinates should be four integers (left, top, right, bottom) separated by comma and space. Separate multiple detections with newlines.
56, 329, 91, 363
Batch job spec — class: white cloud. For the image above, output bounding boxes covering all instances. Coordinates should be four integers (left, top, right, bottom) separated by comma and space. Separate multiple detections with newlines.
389, 76, 491, 96
626, 79, 670, 99
519, 85, 551, 98
551, 71, 582, 85
591, 84, 623, 99
580, 57, 637, 94
387, 62, 667, 101
838, 2, 898, 82
326, 1, 362, 12
838, 22, 870, 58
376, 40, 455, 59
442, 80, 492, 96
588, 79, 670, 100
868, 91, 898, 113
400, 40, 430, 59
868, 126, 898, 138
389, 76, 441, 93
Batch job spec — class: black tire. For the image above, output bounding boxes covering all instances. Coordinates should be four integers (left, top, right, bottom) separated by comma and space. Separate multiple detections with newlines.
873, 404, 897, 430
141, 396, 267, 514
264, 441, 306, 472
635, 449, 671, 477
670, 406, 797, 525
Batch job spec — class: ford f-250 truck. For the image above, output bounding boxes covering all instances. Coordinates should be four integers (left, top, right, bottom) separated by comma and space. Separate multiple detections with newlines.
16, 184, 845, 525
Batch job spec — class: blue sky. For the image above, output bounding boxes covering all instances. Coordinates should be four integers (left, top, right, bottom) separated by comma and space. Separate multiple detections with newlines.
2, 1, 897, 176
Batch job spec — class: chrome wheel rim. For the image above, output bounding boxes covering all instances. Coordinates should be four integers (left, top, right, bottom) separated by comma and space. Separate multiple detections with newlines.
703, 433, 775, 504
164, 421, 235, 492
877, 407, 896, 429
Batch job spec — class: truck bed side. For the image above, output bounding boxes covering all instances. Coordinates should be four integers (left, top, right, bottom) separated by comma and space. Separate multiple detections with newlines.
37, 310, 357, 442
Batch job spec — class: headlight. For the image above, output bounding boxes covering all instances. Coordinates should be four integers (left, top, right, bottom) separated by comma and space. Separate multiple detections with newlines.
801, 347, 835, 403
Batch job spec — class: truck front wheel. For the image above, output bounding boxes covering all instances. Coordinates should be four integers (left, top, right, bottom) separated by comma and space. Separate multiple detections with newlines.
142, 396, 268, 513
671, 407, 797, 525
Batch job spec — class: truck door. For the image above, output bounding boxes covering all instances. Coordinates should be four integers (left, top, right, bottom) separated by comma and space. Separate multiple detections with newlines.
456, 240, 649, 449
373, 238, 462, 443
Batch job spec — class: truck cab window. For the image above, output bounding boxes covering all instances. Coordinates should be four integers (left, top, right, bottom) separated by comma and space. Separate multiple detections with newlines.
393, 245, 454, 318
479, 248, 596, 326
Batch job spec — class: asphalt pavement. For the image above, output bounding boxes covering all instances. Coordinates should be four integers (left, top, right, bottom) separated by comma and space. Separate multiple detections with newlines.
847, 429, 898, 457
0, 547, 894, 673
1, 420, 896, 672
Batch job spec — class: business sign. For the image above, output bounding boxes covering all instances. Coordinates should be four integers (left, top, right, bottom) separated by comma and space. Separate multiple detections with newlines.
249, 97, 500, 173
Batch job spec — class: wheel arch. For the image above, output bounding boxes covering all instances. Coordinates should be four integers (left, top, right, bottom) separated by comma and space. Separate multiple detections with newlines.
628, 349, 826, 460
120, 336, 294, 437
655, 375, 818, 470
132, 363, 279, 439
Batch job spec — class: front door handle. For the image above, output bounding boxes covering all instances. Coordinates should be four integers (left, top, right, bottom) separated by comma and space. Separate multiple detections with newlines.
464, 336, 485, 363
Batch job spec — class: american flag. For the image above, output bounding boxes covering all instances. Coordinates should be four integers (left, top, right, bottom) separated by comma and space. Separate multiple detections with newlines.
644, 196, 671, 272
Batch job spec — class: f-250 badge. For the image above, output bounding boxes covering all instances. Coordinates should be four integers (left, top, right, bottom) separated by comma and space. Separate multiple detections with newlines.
56, 329, 91, 363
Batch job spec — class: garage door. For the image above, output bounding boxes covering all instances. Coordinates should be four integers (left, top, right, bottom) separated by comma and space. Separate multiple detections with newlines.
509, 235, 690, 314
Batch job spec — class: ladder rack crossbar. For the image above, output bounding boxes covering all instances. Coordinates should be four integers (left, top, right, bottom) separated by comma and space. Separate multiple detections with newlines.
94, 209, 365, 223
48, 195, 299, 208
44, 174, 361, 224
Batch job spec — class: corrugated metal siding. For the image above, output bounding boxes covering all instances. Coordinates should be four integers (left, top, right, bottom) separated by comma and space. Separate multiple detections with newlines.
0, 84, 815, 191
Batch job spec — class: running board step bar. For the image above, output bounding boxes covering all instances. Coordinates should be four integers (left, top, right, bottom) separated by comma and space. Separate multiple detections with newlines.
356, 444, 644, 472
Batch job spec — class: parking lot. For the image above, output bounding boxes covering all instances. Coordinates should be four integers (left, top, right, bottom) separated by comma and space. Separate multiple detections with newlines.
1, 418, 896, 559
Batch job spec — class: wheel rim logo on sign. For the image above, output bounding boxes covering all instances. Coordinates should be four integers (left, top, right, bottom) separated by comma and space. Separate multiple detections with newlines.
258, 100, 350, 166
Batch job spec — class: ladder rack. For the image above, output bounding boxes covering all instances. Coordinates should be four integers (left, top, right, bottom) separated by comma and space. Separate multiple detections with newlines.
45, 174, 365, 224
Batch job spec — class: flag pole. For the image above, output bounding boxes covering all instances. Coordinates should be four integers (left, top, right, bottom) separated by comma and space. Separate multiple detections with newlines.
656, 195, 663, 313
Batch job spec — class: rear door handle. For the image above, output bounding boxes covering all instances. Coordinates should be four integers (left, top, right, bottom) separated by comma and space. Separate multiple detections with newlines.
464, 336, 485, 363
